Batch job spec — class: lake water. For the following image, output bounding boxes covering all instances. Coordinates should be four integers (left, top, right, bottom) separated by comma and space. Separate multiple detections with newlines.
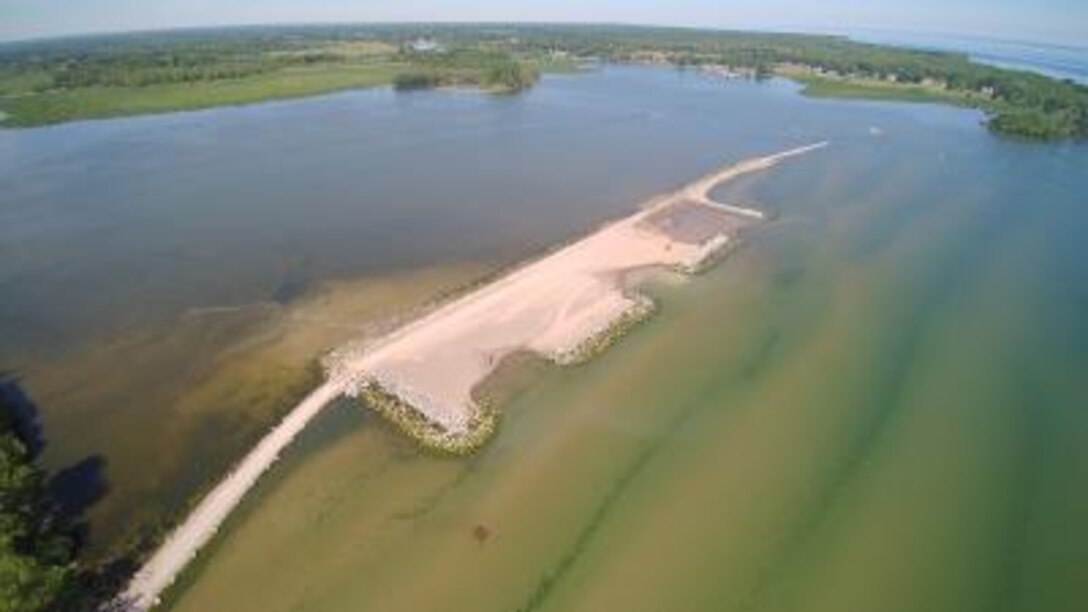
846, 30, 1088, 84
1, 66, 1086, 610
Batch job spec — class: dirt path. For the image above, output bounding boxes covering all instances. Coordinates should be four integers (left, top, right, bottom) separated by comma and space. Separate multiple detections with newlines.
113, 381, 344, 611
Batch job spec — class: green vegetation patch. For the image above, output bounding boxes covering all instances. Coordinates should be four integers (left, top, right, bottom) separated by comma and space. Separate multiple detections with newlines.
3, 24, 1084, 138
0, 381, 82, 612
392, 70, 442, 90
0, 63, 404, 126
787, 71, 1088, 139
786, 71, 976, 106
392, 48, 540, 93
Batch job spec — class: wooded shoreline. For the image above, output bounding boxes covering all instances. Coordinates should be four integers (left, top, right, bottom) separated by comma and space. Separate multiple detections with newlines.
1, 24, 1084, 139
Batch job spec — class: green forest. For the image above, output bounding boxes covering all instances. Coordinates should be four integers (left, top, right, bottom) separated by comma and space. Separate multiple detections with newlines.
0, 24, 1085, 137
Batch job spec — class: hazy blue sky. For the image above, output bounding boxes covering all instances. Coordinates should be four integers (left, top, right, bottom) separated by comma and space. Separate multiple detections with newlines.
1, 0, 1086, 45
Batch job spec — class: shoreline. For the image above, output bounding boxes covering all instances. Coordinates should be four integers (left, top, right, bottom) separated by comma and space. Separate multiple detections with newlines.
332, 141, 825, 438
111, 142, 826, 611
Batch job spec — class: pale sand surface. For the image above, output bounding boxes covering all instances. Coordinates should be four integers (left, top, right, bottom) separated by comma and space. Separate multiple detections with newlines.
333, 142, 826, 432
114, 142, 824, 611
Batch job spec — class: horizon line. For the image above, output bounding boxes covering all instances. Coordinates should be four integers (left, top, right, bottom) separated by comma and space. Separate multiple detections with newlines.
1, 19, 1085, 52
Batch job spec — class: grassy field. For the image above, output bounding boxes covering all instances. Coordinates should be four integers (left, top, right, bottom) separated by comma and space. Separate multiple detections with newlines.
0, 63, 405, 126
780, 69, 984, 108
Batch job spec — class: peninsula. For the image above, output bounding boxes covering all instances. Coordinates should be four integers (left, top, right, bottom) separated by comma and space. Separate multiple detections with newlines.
329, 143, 823, 450
112, 143, 825, 610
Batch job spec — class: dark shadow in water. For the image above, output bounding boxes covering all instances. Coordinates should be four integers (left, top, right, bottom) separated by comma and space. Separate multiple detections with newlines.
0, 372, 45, 457
1, 372, 125, 608
50, 456, 109, 543
1, 373, 110, 530
271, 268, 313, 305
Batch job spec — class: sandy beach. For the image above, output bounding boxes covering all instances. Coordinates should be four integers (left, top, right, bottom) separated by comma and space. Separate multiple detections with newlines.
332, 142, 827, 433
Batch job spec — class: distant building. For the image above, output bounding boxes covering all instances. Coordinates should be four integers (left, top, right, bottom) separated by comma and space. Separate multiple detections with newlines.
409, 38, 441, 53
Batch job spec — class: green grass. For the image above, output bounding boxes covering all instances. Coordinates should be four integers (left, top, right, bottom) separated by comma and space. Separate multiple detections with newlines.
784, 71, 981, 108
784, 71, 1086, 139
0, 63, 405, 126
0, 67, 54, 95
527, 55, 584, 74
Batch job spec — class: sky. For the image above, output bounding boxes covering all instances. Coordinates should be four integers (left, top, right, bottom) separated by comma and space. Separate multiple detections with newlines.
1, 0, 1086, 46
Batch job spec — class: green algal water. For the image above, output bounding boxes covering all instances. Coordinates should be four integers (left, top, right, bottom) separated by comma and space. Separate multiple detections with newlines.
2, 66, 1084, 611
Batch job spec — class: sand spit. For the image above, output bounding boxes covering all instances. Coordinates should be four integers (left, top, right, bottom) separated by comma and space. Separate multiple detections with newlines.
331, 142, 827, 436
111, 142, 824, 611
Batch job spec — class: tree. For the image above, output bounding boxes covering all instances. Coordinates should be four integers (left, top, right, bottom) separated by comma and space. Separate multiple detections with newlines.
392, 71, 440, 90
0, 384, 75, 612
481, 59, 538, 92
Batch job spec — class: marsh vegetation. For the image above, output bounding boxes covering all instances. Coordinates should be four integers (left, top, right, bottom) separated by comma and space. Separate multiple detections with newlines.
1, 24, 1084, 137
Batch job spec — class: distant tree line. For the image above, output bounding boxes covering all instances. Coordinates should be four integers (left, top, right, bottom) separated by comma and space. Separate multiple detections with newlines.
502, 25, 1088, 139
392, 48, 539, 93
1, 23, 1084, 138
